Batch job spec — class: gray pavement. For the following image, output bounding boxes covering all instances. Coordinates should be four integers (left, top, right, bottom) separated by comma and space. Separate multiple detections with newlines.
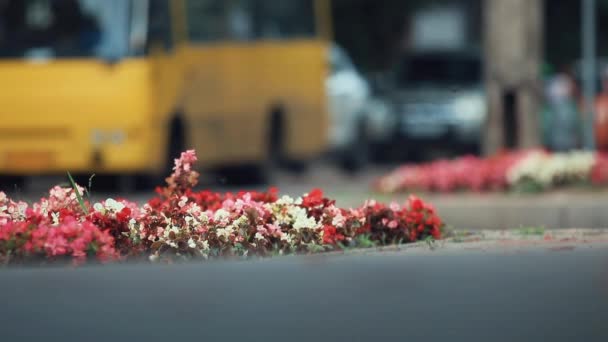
1, 239, 607, 341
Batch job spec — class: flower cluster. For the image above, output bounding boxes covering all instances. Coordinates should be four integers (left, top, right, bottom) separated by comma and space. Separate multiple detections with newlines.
507, 151, 595, 189
0, 192, 27, 226
0, 150, 444, 265
375, 150, 531, 193
0, 218, 118, 265
591, 153, 608, 185
375, 150, 608, 193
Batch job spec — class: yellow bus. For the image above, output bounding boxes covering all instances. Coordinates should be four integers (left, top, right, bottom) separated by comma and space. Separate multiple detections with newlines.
0, 0, 331, 187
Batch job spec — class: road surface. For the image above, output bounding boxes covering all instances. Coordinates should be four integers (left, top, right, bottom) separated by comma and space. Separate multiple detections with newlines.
1, 240, 607, 341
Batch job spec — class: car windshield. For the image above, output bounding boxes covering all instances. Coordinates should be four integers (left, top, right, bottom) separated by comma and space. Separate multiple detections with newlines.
398, 53, 481, 86
0, 0, 131, 59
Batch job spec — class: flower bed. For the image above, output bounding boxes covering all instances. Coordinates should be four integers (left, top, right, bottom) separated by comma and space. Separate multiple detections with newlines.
374, 150, 608, 194
0, 150, 443, 265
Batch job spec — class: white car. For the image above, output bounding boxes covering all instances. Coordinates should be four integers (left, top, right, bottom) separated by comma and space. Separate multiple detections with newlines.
326, 45, 373, 171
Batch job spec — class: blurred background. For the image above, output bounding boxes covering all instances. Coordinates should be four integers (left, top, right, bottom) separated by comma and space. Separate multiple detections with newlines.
0, 0, 607, 200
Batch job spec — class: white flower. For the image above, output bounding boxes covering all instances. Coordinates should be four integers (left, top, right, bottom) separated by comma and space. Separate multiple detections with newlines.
508, 151, 596, 187
235, 214, 249, 226
51, 212, 60, 225
128, 218, 137, 229
104, 198, 125, 212
127, 219, 143, 240
255, 232, 265, 241
507, 152, 547, 185
214, 209, 230, 222
163, 225, 180, 238
216, 226, 234, 238
11, 202, 25, 218
186, 203, 202, 216
198, 212, 209, 224
93, 202, 105, 214
185, 216, 194, 225
187, 238, 197, 249
288, 206, 318, 230
281, 233, 294, 244
276, 195, 295, 206
178, 196, 188, 208
160, 212, 171, 224
332, 212, 345, 227
275, 211, 292, 226
201, 240, 210, 250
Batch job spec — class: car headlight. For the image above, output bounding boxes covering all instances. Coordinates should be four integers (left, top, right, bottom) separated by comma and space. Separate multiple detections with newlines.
453, 95, 486, 123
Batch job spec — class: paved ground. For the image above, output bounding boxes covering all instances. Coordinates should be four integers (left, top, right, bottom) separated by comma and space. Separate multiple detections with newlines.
1, 234, 607, 341
11, 163, 608, 230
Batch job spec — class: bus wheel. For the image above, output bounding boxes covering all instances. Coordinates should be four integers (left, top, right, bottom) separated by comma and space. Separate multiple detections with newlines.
268, 109, 309, 175
243, 109, 284, 185
139, 116, 186, 190
268, 109, 284, 168
168, 117, 185, 169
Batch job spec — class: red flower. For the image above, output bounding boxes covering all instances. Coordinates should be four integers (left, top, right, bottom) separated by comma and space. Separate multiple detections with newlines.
431, 227, 441, 239
116, 207, 132, 222
408, 195, 424, 211
302, 188, 324, 208
322, 225, 345, 245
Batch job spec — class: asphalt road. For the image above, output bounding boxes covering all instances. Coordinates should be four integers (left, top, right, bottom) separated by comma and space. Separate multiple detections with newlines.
1, 243, 608, 341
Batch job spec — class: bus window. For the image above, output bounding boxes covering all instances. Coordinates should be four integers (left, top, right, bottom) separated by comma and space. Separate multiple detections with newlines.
148, 0, 173, 51
0, 0, 130, 59
185, 0, 315, 42
186, 0, 237, 42
252, 0, 315, 39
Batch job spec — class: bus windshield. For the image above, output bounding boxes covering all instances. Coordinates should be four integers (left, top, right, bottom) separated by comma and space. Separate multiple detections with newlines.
0, 0, 132, 59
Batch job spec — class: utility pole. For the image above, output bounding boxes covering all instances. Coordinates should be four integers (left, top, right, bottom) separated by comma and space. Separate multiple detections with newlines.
582, 0, 597, 150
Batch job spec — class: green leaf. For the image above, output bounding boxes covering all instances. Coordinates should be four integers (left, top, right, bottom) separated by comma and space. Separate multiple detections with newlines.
67, 171, 89, 215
